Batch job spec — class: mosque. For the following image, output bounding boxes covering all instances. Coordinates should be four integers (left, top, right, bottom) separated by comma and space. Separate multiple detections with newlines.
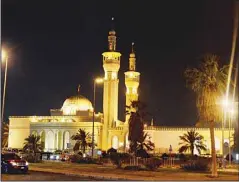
8, 26, 234, 156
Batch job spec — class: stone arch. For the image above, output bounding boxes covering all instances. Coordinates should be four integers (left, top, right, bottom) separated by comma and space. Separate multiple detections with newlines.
63, 131, 70, 149
39, 131, 46, 149
112, 136, 119, 149
57, 131, 63, 150
46, 130, 54, 152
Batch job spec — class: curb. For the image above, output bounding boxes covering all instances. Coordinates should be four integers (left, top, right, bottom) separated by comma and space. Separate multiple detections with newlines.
30, 168, 130, 181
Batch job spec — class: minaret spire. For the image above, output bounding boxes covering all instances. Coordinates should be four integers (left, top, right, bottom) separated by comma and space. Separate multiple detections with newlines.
77, 84, 81, 94
129, 42, 136, 71
108, 17, 117, 51
125, 43, 140, 124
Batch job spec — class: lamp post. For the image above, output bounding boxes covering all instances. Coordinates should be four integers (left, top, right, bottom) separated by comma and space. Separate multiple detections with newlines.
92, 77, 103, 158
1, 49, 8, 122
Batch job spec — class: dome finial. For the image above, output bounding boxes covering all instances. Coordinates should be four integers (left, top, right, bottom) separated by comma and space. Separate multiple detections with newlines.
132, 42, 135, 53
78, 84, 81, 94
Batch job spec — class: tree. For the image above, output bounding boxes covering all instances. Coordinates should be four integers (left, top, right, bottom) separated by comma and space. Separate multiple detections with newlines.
178, 130, 207, 157
1, 122, 9, 148
71, 129, 92, 153
184, 54, 228, 177
126, 101, 154, 156
23, 134, 43, 162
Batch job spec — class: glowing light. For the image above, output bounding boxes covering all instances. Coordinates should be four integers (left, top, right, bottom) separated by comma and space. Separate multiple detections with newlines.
1, 49, 7, 61
236, 154, 239, 160
119, 142, 124, 147
144, 124, 147, 128
95, 78, 104, 84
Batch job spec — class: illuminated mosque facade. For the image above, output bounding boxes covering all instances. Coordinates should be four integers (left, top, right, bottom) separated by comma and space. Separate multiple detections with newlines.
8, 26, 234, 156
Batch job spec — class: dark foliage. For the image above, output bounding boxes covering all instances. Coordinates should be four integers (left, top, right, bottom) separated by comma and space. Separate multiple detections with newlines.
181, 159, 210, 171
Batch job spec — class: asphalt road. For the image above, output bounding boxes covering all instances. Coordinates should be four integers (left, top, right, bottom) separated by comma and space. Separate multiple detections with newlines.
1, 170, 103, 181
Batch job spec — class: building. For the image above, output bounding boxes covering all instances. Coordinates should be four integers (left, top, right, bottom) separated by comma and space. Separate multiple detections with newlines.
8, 26, 234, 156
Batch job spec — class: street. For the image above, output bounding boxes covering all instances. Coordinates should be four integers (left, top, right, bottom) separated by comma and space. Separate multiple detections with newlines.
1, 171, 103, 181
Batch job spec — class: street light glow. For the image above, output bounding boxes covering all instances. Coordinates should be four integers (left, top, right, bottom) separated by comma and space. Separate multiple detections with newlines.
1, 49, 7, 61
95, 78, 104, 84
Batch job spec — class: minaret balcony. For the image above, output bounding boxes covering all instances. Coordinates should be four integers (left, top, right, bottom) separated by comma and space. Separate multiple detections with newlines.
125, 77, 140, 83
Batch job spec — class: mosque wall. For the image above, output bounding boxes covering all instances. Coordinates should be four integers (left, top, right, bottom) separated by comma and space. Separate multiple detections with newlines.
145, 127, 234, 155
8, 117, 30, 149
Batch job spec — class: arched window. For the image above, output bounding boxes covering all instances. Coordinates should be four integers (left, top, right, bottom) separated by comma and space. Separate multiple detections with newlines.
46, 131, 54, 152
64, 131, 70, 149
40, 131, 46, 149
112, 136, 119, 149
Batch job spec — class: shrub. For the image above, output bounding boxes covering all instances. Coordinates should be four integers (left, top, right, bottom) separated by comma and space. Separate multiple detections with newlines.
101, 151, 109, 158
178, 153, 186, 160
136, 148, 150, 158
109, 152, 131, 168
69, 154, 82, 163
161, 153, 169, 159
181, 159, 209, 172
144, 157, 162, 170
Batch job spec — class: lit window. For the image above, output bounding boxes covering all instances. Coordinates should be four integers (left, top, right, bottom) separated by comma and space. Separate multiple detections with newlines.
132, 88, 137, 94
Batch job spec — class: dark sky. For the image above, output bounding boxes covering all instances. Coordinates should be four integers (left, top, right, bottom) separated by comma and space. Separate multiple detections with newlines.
1, 0, 236, 126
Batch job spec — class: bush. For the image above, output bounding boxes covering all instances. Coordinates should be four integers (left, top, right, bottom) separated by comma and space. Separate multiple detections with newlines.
101, 151, 109, 158
181, 159, 209, 172
109, 152, 131, 168
136, 148, 150, 158
161, 153, 169, 159
178, 153, 186, 160
69, 154, 82, 163
144, 157, 162, 170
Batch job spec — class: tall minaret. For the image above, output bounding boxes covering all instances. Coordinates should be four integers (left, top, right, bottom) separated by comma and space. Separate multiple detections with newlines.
125, 43, 140, 123
102, 18, 121, 150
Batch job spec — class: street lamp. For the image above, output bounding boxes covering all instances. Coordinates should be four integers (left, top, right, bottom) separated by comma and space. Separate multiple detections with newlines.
220, 97, 234, 158
1, 49, 9, 122
92, 77, 103, 157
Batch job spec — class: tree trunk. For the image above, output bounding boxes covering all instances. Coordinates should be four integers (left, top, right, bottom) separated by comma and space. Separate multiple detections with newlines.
209, 121, 218, 177
191, 147, 194, 157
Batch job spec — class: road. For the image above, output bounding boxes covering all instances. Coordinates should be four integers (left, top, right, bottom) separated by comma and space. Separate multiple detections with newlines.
1, 170, 103, 181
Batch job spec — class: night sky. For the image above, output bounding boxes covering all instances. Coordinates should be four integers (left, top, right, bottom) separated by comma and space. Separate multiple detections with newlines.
1, 0, 236, 126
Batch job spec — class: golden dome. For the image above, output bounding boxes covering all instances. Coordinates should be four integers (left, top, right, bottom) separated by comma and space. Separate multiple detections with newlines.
61, 95, 93, 115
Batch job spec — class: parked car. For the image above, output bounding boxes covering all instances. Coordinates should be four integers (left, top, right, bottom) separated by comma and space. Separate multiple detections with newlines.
1, 153, 29, 174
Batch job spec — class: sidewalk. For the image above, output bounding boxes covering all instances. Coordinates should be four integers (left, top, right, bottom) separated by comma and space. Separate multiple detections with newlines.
29, 161, 239, 181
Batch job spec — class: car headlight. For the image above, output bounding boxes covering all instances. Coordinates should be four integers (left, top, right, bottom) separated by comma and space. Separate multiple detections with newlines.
26, 161, 29, 165
10, 161, 17, 166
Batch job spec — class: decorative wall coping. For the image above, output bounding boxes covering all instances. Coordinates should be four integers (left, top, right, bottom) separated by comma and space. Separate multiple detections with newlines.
109, 127, 124, 131
9, 115, 102, 119
145, 126, 234, 131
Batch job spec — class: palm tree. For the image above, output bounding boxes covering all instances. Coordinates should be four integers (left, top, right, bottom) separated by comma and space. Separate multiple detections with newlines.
23, 134, 43, 161
184, 54, 228, 177
126, 101, 154, 155
178, 130, 207, 157
1, 122, 9, 148
71, 129, 92, 153
136, 133, 155, 158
